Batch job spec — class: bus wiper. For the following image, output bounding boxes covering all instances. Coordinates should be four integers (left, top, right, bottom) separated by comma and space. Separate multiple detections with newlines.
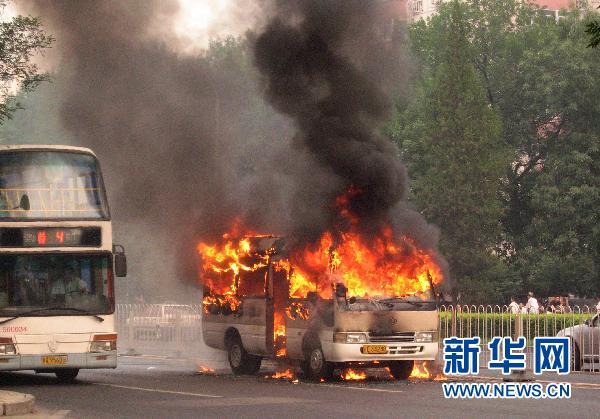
0, 307, 104, 325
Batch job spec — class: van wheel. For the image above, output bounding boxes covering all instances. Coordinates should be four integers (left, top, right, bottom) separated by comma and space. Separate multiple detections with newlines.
302, 344, 334, 381
388, 361, 414, 380
55, 369, 79, 382
227, 336, 262, 375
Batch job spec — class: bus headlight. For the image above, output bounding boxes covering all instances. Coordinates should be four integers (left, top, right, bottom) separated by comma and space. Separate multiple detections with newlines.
90, 333, 117, 352
415, 331, 437, 343
0, 344, 16, 355
334, 332, 367, 344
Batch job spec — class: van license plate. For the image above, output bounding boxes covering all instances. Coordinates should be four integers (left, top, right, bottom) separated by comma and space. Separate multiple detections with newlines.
42, 355, 67, 365
361, 345, 387, 354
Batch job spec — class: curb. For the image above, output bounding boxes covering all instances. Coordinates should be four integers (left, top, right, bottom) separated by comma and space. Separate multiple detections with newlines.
0, 391, 35, 416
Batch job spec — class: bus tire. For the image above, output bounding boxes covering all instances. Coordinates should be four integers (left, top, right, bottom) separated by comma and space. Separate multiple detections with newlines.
227, 335, 261, 375
302, 343, 334, 382
388, 360, 414, 380
55, 368, 79, 382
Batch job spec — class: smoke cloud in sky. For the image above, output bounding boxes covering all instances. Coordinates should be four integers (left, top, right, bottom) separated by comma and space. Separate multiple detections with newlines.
17, 0, 448, 298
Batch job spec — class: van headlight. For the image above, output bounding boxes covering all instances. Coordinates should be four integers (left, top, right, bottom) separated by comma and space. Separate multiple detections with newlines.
415, 331, 437, 343
90, 333, 117, 352
0, 344, 16, 355
90, 340, 117, 352
334, 332, 367, 343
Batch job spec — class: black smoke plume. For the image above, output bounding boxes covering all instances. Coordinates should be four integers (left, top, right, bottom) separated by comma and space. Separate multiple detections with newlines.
25, 0, 294, 298
23, 0, 449, 295
253, 0, 443, 259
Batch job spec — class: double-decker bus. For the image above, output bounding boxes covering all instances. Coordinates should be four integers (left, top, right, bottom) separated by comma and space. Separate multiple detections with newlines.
0, 145, 127, 381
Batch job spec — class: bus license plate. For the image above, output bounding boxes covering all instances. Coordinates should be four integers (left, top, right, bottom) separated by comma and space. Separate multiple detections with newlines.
42, 355, 67, 365
361, 345, 387, 354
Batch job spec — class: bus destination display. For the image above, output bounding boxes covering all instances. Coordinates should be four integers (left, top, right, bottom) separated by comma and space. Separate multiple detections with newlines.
0, 227, 101, 247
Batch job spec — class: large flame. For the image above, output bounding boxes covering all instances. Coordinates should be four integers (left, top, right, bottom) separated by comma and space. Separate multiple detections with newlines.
197, 189, 444, 357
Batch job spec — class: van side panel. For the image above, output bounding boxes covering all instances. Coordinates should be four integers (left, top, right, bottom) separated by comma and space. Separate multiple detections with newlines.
202, 297, 269, 356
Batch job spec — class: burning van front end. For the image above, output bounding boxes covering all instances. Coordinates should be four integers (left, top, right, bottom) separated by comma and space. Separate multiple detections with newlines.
323, 309, 439, 363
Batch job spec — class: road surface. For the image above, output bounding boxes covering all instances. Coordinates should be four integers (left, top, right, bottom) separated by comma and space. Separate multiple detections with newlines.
0, 356, 598, 418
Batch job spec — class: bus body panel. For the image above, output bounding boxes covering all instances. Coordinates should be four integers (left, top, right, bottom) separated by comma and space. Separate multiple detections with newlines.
0, 315, 117, 370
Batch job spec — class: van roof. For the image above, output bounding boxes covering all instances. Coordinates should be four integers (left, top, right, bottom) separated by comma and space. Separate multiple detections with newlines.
0, 144, 96, 156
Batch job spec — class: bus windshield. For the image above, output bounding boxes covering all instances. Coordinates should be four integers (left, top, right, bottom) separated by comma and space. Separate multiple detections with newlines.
0, 254, 114, 316
0, 151, 108, 219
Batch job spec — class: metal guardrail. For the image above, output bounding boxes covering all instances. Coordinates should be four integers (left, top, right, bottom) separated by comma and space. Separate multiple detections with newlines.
116, 304, 210, 358
439, 305, 600, 373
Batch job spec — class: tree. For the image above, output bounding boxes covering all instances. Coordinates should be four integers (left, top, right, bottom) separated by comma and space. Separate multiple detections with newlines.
398, 0, 600, 301
0, 3, 53, 123
393, 1, 511, 302
518, 133, 599, 297
586, 20, 600, 47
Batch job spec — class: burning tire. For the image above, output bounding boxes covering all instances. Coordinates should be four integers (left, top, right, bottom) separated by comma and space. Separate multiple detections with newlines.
227, 335, 262, 375
388, 360, 414, 380
55, 368, 79, 382
302, 343, 334, 381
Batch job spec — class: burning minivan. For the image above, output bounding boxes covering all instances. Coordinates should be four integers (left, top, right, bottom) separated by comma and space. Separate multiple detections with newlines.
199, 233, 441, 381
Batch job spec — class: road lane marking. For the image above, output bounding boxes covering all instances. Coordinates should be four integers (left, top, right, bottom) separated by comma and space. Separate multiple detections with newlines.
93, 383, 223, 398
319, 384, 403, 393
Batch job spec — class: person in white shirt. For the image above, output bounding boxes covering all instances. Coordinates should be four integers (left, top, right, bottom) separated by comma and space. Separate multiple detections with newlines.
508, 297, 519, 314
525, 291, 539, 314
596, 299, 600, 314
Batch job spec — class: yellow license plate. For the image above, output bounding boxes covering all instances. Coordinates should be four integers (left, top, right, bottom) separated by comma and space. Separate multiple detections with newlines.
361, 345, 388, 354
42, 355, 67, 365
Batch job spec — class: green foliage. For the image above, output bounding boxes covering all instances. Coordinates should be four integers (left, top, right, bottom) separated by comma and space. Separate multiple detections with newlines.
585, 20, 600, 48
0, 11, 53, 122
394, 0, 600, 302
394, 1, 511, 302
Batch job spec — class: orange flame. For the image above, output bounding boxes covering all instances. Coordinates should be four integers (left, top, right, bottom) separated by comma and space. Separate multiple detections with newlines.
289, 227, 442, 299
274, 311, 286, 357
341, 368, 367, 381
196, 365, 215, 375
268, 369, 295, 379
410, 362, 447, 381
198, 189, 445, 359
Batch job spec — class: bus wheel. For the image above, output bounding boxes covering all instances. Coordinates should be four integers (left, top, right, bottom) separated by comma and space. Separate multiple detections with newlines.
227, 336, 262, 375
388, 361, 414, 380
302, 344, 334, 381
55, 369, 79, 382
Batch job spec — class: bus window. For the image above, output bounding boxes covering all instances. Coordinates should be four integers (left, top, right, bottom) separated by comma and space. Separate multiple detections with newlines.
0, 151, 108, 219
0, 254, 114, 315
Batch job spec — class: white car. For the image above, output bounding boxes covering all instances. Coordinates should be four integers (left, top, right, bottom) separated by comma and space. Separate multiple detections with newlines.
557, 313, 600, 371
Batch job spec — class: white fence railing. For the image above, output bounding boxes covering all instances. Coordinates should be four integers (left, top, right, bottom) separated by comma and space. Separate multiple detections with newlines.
439, 305, 600, 374
116, 304, 216, 358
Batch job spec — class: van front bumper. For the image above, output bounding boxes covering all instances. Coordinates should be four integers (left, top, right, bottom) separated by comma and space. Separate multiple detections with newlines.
0, 351, 117, 371
324, 342, 438, 362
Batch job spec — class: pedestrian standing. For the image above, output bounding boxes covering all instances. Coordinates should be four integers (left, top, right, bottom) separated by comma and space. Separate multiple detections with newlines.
508, 297, 519, 314
526, 291, 539, 314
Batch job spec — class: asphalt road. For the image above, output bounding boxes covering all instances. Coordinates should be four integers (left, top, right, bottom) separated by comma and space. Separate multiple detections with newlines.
0, 357, 598, 419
